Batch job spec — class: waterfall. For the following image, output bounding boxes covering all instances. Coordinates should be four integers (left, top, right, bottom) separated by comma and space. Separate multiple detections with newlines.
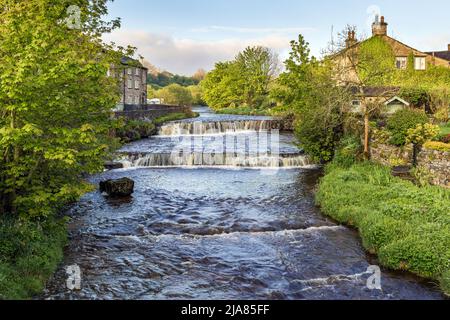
116, 117, 315, 169
159, 120, 282, 136
119, 152, 312, 168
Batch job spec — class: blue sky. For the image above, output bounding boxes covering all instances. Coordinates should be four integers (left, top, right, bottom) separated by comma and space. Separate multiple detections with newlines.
104, 0, 450, 75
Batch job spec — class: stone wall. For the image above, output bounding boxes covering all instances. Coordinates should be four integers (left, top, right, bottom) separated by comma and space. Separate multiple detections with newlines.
370, 141, 450, 187
417, 148, 450, 187
370, 141, 413, 167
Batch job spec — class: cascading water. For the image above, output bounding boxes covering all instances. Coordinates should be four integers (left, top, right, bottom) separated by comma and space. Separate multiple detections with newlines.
42, 107, 444, 300
118, 113, 312, 168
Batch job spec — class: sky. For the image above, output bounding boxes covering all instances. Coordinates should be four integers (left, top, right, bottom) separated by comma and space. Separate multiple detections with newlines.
103, 0, 450, 75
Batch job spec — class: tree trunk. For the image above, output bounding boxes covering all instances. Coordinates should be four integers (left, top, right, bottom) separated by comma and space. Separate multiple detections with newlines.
364, 110, 370, 160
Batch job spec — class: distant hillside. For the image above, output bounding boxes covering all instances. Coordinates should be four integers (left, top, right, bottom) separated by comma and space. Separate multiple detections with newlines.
142, 59, 206, 89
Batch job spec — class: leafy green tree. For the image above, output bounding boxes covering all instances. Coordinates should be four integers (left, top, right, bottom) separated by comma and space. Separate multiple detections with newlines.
155, 84, 193, 106
201, 46, 279, 111
272, 35, 349, 162
0, 0, 132, 218
201, 61, 243, 110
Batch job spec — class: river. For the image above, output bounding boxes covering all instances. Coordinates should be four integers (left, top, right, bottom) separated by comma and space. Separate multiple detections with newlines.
42, 107, 444, 300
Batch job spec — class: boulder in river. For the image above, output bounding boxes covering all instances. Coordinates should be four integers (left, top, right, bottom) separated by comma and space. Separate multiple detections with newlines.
104, 162, 124, 170
99, 178, 135, 197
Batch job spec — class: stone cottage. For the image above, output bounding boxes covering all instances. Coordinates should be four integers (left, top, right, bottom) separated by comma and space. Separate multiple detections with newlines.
110, 57, 148, 110
331, 16, 450, 113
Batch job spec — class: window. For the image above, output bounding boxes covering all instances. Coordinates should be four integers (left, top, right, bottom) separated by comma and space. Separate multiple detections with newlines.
135, 79, 140, 89
352, 100, 361, 107
127, 79, 133, 89
396, 57, 407, 69
127, 68, 132, 75
135, 68, 140, 76
126, 96, 132, 104
414, 57, 426, 70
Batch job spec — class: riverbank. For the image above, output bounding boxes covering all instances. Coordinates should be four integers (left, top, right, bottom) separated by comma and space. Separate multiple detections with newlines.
315, 162, 450, 296
0, 216, 67, 299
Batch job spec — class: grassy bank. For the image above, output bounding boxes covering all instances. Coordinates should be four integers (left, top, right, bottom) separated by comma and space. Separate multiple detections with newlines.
316, 162, 450, 295
0, 217, 67, 299
214, 106, 271, 116
115, 111, 199, 143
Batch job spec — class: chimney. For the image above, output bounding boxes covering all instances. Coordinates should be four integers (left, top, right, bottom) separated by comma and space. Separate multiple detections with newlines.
448, 44, 450, 51
372, 15, 388, 36
345, 30, 357, 48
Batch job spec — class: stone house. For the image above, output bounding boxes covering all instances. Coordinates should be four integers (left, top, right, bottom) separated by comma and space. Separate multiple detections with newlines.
331, 16, 450, 113
110, 57, 148, 110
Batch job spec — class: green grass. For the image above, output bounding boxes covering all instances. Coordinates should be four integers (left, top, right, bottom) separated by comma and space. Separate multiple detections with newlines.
214, 106, 271, 116
0, 216, 68, 299
316, 162, 450, 296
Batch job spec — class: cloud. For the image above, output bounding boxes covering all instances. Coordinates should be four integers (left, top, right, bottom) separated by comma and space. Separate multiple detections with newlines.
103, 30, 297, 75
191, 25, 315, 34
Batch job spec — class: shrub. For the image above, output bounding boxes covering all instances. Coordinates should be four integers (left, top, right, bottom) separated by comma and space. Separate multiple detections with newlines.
333, 135, 362, 168
423, 141, 450, 152
387, 109, 429, 146
406, 123, 440, 145
0, 217, 67, 299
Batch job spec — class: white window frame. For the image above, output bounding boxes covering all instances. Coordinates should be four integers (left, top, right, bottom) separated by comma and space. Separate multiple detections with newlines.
127, 68, 132, 75
135, 79, 140, 89
127, 79, 133, 89
414, 57, 426, 70
135, 68, 140, 76
396, 57, 407, 70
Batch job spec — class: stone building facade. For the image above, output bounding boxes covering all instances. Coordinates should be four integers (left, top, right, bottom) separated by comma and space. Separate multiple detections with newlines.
111, 57, 148, 110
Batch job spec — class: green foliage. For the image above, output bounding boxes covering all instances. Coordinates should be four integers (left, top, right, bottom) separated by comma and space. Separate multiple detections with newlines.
154, 84, 194, 106
333, 135, 362, 168
272, 35, 349, 162
387, 109, 429, 146
0, 216, 67, 299
406, 123, 439, 145
357, 36, 397, 85
316, 162, 450, 295
0, 0, 133, 218
187, 85, 206, 106
214, 106, 271, 116
115, 119, 156, 143
201, 46, 278, 111
147, 71, 199, 88
423, 141, 450, 152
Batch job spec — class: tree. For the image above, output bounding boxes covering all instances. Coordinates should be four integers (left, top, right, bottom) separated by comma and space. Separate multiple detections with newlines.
188, 85, 206, 106
0, 0, 133, 218
192, 69, 206, 82
272, 35, 350, 162
155, 84, 193, 106
201, 46, 280, 111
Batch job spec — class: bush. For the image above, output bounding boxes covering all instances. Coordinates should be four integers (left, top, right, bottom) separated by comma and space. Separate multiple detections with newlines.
387, 109, 429, 146
316, 163, 450, 295
0, 217, 67, 299
333, 135, 362, 168
423, 141, 450, 152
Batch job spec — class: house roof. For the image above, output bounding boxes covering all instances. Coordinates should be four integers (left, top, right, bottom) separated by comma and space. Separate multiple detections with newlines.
349, 86, 400, 97
425, 51, 450, 62
120, 57, 148, 69
384, 96, 410, 106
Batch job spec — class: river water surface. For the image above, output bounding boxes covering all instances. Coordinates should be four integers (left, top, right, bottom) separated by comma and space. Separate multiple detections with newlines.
43, 107, 444, 300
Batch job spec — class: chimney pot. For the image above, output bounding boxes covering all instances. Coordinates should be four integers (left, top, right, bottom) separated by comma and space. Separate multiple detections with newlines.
381, 16, 385, 23
448, 44, 450, 51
